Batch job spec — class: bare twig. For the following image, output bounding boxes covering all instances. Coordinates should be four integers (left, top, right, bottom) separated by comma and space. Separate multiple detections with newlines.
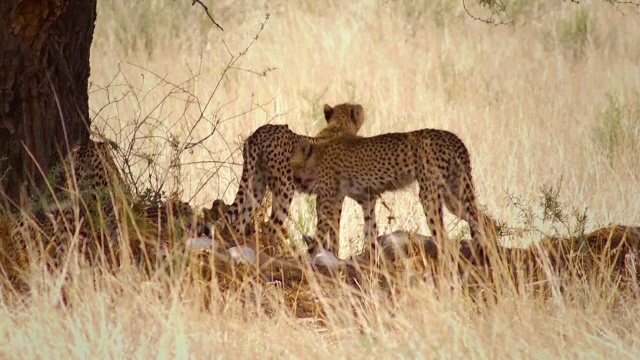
229, 66, 279, 77
604, 0, 640, 15
568, 0, 639, 15
88, 13, 280, 209
462, 0, 513, 26
191, 0, 224, 31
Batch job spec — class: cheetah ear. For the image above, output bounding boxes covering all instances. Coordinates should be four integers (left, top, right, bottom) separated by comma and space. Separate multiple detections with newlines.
323, 104, 334, 123
349, 104, 364, 130
210, 199, 229, 221
350, 104, 362, 122
301, 140, 314, 160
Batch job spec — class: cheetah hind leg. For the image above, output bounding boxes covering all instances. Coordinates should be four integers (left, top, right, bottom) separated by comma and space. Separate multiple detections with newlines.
215, 168, 267, 248
443, 159, 491, 242
417, 179, 448, 250
441, 176, 494, 266
442, 190, 484, 241
259, 175, 295, 256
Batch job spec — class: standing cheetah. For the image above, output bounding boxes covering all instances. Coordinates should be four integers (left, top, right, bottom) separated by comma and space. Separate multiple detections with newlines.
290, 129, 496, 256
212, 103, 366, 250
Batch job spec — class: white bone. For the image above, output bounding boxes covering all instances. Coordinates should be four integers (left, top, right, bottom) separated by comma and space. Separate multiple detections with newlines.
312, 249, 345, 269
185, 237, 214, 251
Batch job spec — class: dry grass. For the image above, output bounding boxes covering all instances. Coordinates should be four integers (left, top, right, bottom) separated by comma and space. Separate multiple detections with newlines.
2, 0, 640, 358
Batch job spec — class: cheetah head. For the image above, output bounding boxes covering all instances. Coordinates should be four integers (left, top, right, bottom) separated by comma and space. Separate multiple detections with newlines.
317, 103, 365, 137
204, 198, 258, 241
203, 199, 235, 243
290, 139, 318, 193
202, 199, 228, 224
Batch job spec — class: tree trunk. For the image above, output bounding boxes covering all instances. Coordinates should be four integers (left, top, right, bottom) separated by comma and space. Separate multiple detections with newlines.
0, 0, 96, 209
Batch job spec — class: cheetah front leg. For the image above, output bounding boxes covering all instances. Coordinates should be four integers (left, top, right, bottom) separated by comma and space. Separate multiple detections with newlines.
313, 193, 344, 257
357, 198, 379, 259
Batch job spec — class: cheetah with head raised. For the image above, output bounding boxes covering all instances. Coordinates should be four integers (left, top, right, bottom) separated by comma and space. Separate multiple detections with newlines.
290, 128, 497, 258
211, 103, 366, 252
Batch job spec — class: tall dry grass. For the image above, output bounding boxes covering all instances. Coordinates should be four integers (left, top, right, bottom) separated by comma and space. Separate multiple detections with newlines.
2, 0, 640, 358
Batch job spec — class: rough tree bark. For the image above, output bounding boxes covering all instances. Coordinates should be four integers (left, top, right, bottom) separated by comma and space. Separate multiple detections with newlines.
0, 0, 96, 209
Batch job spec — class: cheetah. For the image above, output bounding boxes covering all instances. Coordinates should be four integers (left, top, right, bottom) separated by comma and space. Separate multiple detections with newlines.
6, 144, 206, 271
27, 140, 126, 228
290, 128, 497, 257
211, 103, 366, 252
6, 140, 130, 273
3, 140, 214, 290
